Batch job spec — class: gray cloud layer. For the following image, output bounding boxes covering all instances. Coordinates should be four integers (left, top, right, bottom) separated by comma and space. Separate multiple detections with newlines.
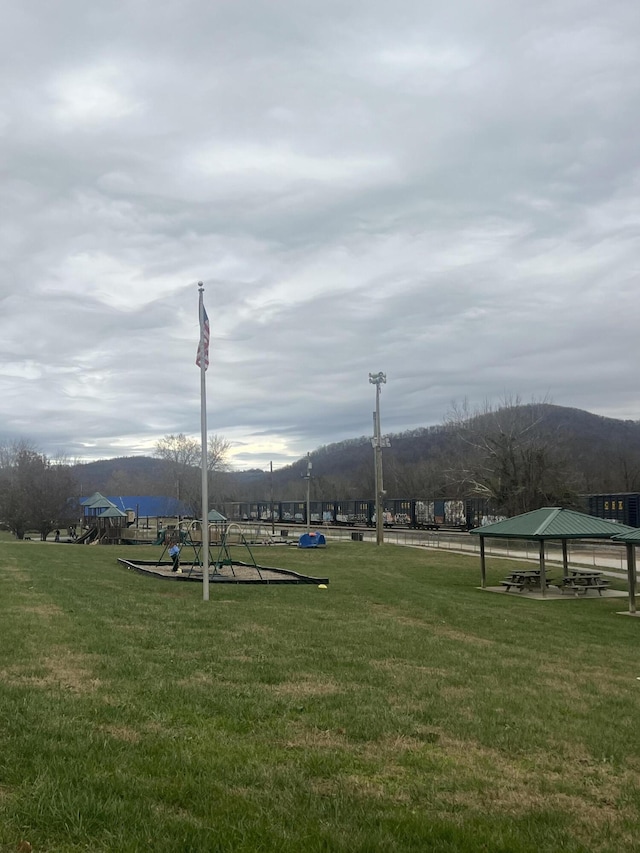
1, 1, 639, 469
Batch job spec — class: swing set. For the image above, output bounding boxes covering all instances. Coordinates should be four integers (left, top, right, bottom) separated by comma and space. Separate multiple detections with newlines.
156, 521, 264, 580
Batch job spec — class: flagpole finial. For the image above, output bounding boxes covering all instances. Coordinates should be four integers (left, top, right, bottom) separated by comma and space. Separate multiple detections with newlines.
198, 281, 204, 293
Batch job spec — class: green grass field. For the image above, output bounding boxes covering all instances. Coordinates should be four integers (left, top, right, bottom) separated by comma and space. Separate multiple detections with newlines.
1, 539, 640, 852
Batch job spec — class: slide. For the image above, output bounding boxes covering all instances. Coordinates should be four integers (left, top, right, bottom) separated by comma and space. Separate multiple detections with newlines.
75, 527, 98, 544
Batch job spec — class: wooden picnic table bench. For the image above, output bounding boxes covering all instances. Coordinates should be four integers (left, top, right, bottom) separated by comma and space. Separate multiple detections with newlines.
560, 570, 610, 596
501, 570, 553, 593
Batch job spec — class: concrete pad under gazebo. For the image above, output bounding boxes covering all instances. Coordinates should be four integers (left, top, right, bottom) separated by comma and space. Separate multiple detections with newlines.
470, 507, 636, 599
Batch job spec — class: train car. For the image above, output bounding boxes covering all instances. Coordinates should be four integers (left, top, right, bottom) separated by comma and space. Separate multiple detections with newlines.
588, 493, 640, 527
413, 500, 438, 529
380, 499, 413, 527
333, 500, 372, 525
464, 498, 499, 529
367, 499, 410, 527
256, 501, 280, 522
309, 501, 324, 525
412, 499, 467, 530
222, 502, 246, 522
280, 501, 306, 523
321, 501, 337, 524
245, 502, 260, 521
444, 499, 466, 528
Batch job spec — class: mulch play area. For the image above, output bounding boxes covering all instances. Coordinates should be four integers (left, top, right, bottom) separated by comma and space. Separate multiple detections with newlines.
117, 558, 329, 585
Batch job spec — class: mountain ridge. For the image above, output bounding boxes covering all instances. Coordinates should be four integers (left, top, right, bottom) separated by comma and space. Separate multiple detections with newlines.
69, 404, 640, 500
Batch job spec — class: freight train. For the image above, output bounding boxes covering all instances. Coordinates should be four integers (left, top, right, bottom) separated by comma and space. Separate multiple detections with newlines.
214, 498, 505, 531
214, 493, 640, 531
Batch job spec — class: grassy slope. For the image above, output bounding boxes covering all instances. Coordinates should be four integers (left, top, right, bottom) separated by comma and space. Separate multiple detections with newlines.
0, 540, 639, 852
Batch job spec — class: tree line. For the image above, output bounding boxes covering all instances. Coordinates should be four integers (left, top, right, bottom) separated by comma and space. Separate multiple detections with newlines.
0, 441, 77, 540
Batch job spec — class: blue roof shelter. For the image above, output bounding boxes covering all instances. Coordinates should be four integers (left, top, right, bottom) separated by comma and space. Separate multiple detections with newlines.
105, 496, 194, 518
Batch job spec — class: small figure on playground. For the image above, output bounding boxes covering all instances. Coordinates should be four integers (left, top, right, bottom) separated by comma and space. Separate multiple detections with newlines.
169, 542, 182, 573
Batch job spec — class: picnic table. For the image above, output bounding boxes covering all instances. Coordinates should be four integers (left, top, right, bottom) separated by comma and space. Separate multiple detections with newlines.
500, 569, 553, 593
559, 569, 610, 596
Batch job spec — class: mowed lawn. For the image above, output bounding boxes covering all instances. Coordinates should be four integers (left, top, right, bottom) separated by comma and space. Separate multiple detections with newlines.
1, 539, 640, 852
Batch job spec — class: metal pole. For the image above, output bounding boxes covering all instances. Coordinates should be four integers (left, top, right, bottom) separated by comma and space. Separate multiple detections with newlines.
369, 372, 386, 546
270, 461, 275, 535
375, 385, 383, 546
198, 283, 209, 602
373, 406, 380, 544
305, 453, 312, 534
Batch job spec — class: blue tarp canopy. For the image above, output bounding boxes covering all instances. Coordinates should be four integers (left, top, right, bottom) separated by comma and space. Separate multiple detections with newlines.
80, 495, 194, 518
107, 496, 194, 517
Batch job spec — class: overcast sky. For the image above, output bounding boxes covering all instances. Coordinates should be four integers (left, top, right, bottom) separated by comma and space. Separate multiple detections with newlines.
2, 1, 639, 471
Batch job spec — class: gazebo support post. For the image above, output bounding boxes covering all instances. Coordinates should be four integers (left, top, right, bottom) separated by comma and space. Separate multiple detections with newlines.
539, 539, 547, 596
626, 542, 636, 615
562, 539, 568, 579
480, 536, 486, 588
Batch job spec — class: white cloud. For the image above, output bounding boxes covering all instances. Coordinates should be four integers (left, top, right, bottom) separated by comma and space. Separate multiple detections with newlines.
48, 63, 142, 126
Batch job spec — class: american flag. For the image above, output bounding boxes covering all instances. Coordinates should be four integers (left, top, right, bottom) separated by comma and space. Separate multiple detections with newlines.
196, 301, 210, 370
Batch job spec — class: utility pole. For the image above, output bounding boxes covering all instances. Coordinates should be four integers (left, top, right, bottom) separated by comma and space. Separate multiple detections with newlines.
369, 372, 388, 546
270, 460, 275, 535
304, 453, 312, 534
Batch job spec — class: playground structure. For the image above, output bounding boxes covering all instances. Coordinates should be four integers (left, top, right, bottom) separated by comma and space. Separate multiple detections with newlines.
298, 531, 326, 548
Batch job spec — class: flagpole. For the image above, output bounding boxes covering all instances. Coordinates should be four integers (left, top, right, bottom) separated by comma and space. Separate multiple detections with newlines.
198, 282, 210, 601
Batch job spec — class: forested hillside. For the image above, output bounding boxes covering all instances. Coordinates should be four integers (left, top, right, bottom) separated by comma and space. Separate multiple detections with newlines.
70, 404, 640, 509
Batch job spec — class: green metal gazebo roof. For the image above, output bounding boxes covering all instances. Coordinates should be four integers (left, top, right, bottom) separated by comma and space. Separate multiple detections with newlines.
208, 509, 227, 522
612, 528, 640, 543
470, 506, 637, 539
98, 506, 127, 518
81, 492, 117, 509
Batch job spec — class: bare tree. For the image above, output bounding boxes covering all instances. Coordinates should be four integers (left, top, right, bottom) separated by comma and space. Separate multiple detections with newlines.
207, 434, 231, 472
155, 432, 231, 515
444, 396, 579, 515
154, 433, 200, 512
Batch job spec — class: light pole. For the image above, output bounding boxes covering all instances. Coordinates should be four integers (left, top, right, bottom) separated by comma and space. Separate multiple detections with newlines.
369, 372, 387, 546
304, 453, 312, 534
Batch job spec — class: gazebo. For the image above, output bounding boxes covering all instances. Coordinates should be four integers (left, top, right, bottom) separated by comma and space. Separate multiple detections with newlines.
611, 528, 640, 615
207, 509, 227, 523
470, 507, 636, 596
208, 508, 227, 544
